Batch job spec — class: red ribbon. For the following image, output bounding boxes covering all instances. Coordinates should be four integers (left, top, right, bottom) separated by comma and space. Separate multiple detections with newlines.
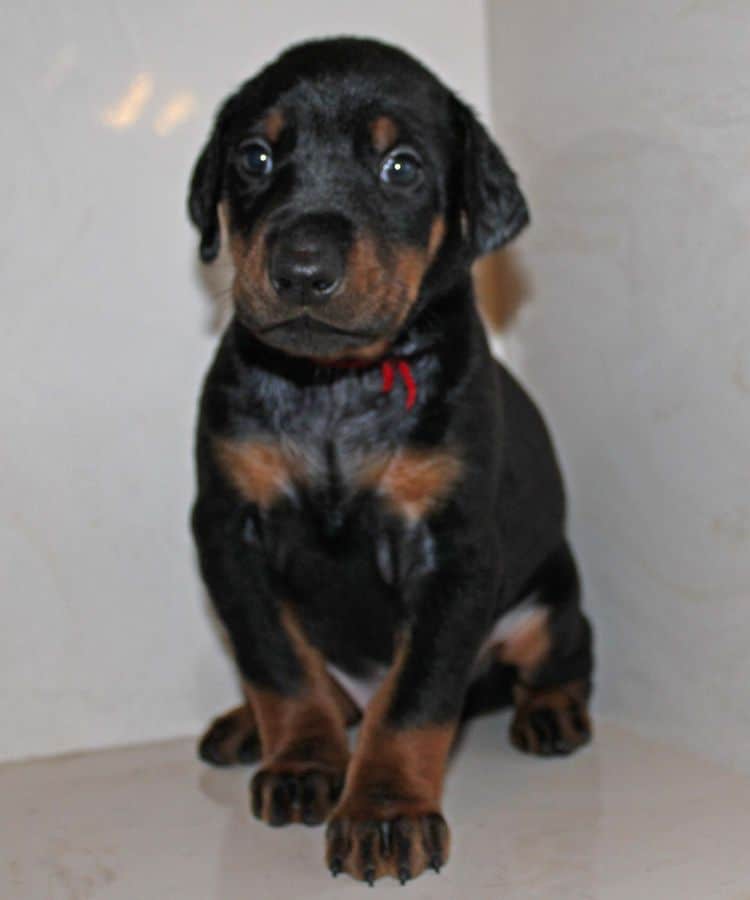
380, 359, 417, 410
318, 356, 417, 411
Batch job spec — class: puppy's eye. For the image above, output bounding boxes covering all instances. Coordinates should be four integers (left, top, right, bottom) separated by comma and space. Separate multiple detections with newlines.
240, 140, 273, 176
380, 149, 422, 187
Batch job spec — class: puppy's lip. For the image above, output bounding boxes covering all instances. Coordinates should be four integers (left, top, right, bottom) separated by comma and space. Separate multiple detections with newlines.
257, 313, 377, 341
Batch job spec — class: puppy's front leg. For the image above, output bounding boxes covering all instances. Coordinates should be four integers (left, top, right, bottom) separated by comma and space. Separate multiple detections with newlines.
326, 547, 499, 885
246, 606, 354, 827
193, 497, 352, 827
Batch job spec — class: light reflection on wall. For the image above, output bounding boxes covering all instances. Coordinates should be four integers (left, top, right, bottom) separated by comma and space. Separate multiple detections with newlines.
101, 73, 196, 135
101, 72, 154, 130
153, 92, 197, 136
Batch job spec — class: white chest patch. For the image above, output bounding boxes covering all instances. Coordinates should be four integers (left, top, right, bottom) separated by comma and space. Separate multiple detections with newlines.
325, 599, 544, 711
483, 598, 545, 653
326, 662, 388, 710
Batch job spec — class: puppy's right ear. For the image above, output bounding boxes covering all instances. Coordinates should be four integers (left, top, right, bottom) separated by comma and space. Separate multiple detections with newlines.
188, 96, 236, 263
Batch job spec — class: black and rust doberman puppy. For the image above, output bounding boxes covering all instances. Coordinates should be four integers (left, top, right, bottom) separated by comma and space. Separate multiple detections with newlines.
188, 37, 593, 885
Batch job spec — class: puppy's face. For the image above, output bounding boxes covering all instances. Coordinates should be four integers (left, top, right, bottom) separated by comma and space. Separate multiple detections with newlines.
223, 76, 449, 360
189, 39, 528, 360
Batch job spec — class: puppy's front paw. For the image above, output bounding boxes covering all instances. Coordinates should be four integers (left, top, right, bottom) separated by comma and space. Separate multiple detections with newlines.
326, 806, 449, 885
250, 764, 344, 827
510, 679, 592, 756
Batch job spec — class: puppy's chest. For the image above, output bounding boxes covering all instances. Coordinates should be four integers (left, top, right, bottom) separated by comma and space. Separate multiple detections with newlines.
215, 431, 462, 527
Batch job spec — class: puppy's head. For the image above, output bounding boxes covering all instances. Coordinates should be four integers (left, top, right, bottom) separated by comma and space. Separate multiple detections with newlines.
189, 37, 528, 360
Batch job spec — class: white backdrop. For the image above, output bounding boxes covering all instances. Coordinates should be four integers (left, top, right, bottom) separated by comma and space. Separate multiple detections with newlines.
6, 0, 748, 774
488, 0, 750, 773
0, 1, 492, 762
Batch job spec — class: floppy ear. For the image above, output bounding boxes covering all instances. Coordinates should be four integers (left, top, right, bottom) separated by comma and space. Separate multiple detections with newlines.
454, 98, 530, 258
187, 96, 236, 263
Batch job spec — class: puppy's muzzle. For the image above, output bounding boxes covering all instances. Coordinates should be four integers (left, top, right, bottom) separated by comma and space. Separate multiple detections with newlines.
268, 214, 351, 307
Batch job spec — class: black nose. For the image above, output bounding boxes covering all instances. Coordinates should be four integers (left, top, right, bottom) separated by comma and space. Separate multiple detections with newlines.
268, 218, 346, 305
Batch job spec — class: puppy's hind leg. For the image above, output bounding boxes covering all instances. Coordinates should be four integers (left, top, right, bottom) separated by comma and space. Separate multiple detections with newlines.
199, 701, 260, 767
500, 541, 594, 756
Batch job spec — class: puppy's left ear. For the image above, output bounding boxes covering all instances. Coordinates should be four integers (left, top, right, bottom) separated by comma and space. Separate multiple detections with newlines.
187, 95, 236, 263
453, 98, 530, 258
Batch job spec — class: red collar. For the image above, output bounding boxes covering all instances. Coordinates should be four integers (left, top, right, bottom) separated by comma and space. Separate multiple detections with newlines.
318, 356, 417, 411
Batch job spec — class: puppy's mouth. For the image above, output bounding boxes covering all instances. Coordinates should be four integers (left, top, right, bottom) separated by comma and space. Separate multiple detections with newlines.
242, 311, 387, 359
258, 314, 372, 340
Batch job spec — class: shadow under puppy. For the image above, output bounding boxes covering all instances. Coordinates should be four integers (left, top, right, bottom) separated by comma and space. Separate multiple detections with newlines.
188, 37, 594, 886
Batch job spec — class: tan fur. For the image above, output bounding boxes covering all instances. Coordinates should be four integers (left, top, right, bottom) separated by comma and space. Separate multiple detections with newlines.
427, 215, 446, 260
230, 225, 268, 290
246, 606, 353, 823
345, 216, 446, 329
214, 438, 300, 509
201, 702, 257, 764
360, 447, 463, 522
391, 215, 446, 306
263, 108, 285, 143
510, 680, 592, 754
329, 635, 454, 879
369, 115, 399, 153
227, 216, 446, 364
339, 636, 453, 813
345, 233, 387, 298
312, 337, 391, 365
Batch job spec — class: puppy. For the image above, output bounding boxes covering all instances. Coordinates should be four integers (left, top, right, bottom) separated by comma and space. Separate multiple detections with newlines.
188, 37, 593, 885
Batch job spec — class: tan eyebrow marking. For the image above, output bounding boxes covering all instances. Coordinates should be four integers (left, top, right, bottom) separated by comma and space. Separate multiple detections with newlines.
369, 115, 399, 153
263, 108, 285, 143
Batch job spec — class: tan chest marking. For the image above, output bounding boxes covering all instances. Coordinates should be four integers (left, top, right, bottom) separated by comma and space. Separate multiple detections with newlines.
360, 448, 463, 522
217, 438, 461, 521
214, 438, 304, 509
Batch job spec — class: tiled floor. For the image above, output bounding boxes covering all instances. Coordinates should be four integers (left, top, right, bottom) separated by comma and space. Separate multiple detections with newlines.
2, 716, 749, 899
